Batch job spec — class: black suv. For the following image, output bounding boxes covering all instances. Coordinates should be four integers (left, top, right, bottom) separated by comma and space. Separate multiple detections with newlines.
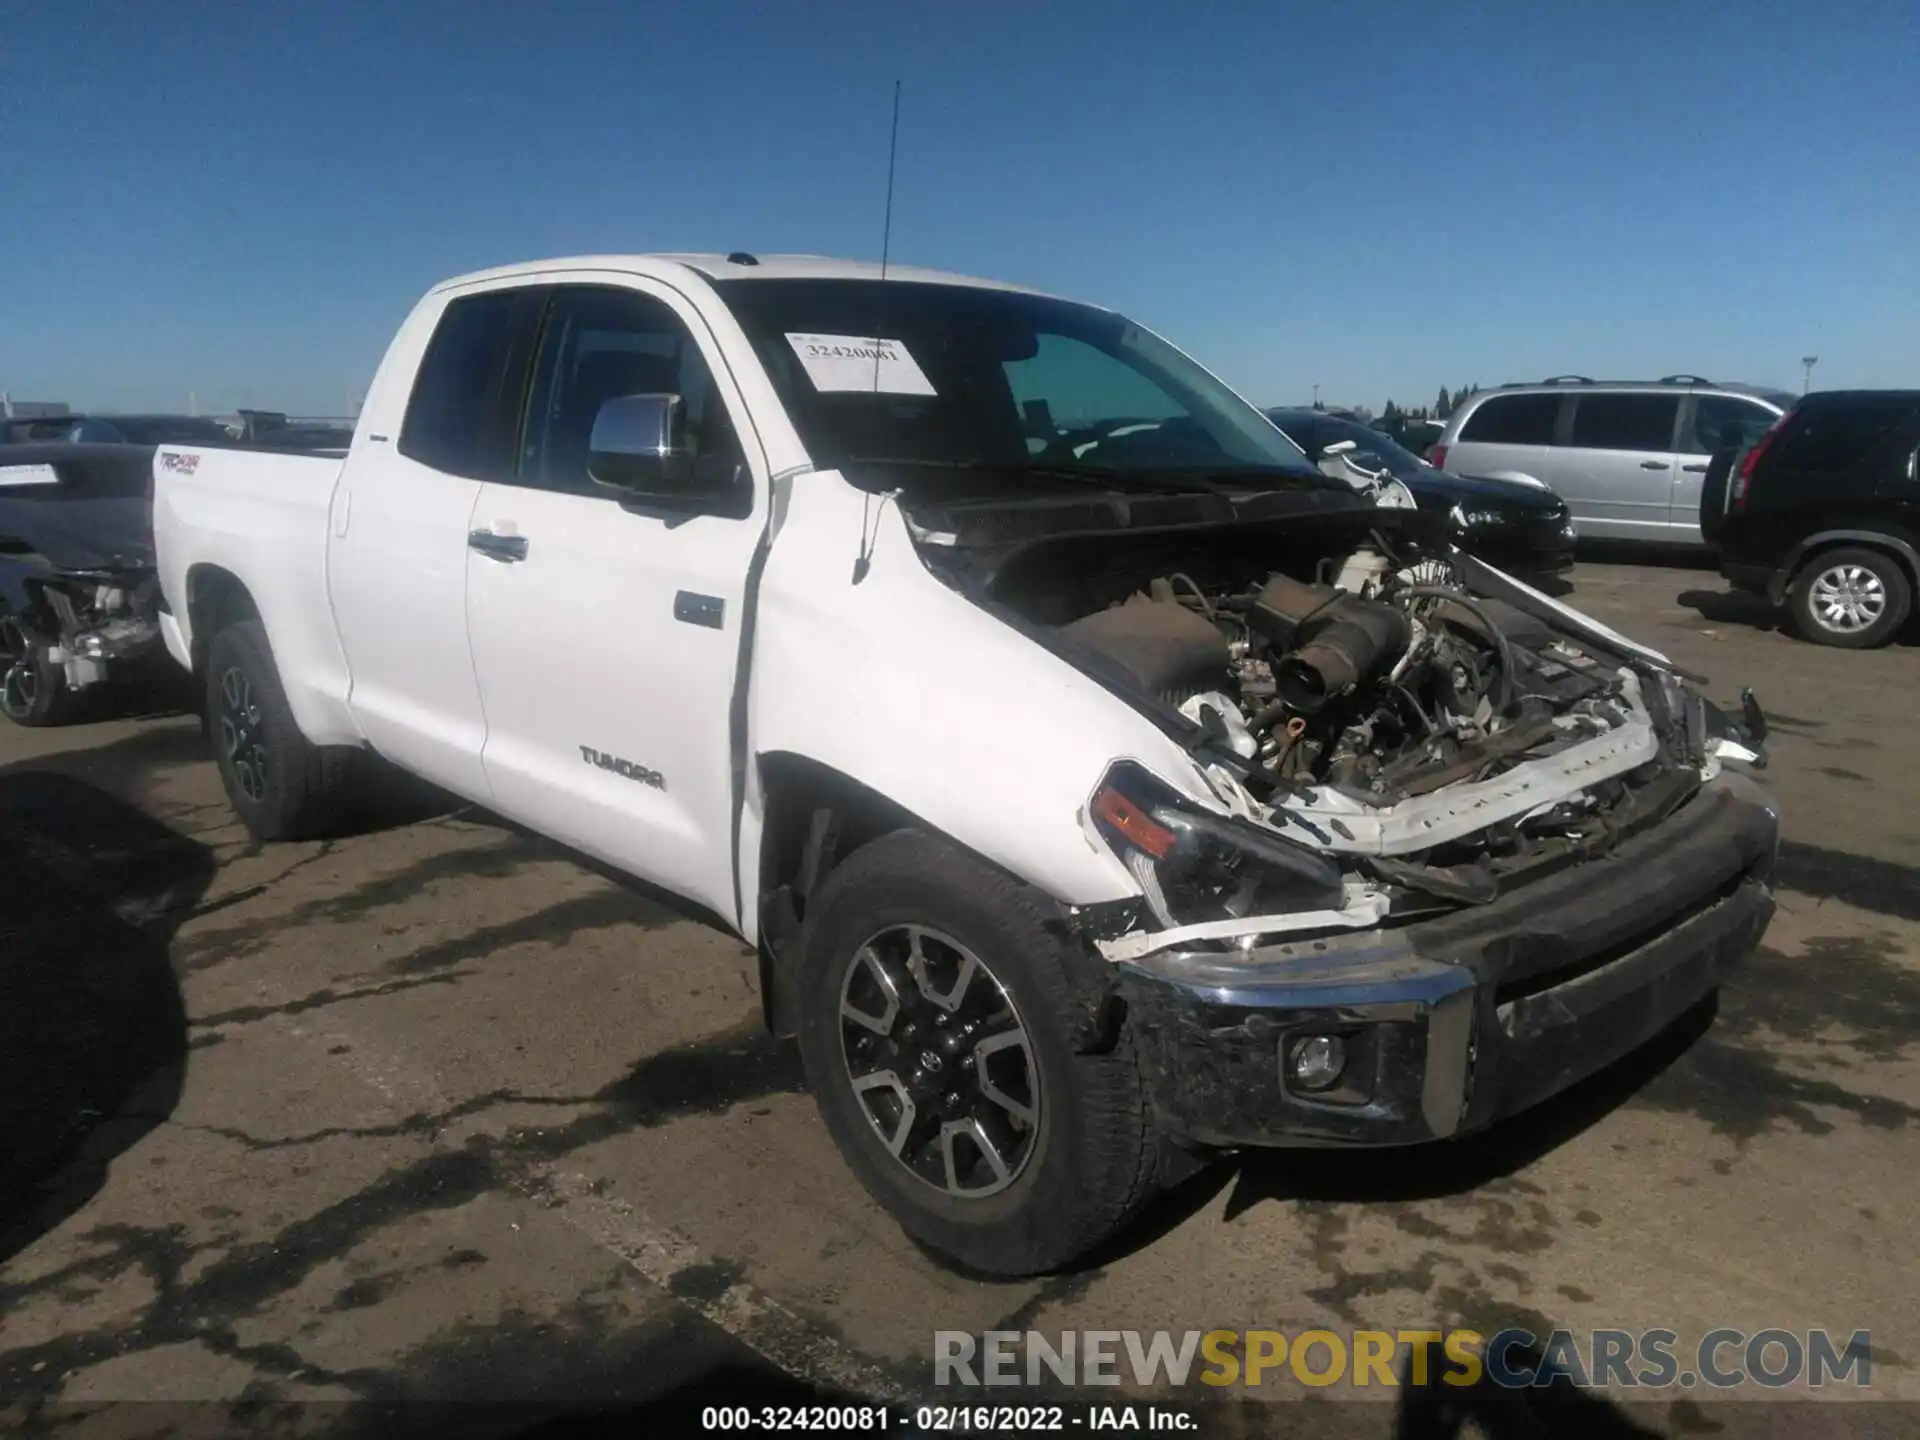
1703, 390, 1920, 648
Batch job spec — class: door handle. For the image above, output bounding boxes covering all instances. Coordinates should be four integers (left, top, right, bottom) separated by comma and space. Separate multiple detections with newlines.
1639, 460, 1669, 470
1681, 463, 1708, 473
468, 529, 529, 562
674, 591, 726, 629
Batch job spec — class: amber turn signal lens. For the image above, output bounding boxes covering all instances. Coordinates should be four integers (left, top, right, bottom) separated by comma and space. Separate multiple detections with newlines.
1092, 784, 1176, 860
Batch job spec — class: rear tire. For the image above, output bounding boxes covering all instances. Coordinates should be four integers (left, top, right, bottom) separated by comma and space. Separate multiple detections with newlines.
795, 830, 1162, 1276
1787, 546, 1912, 649
0, 613, 75, 727
205, 620, 355, 839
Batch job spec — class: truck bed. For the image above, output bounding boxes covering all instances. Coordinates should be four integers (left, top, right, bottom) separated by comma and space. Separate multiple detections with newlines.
151, 444, 358, 745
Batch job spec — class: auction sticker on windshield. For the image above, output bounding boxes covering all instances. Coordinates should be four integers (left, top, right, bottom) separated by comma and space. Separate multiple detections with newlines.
0, 464, 61, 487
785, 333, 937, 395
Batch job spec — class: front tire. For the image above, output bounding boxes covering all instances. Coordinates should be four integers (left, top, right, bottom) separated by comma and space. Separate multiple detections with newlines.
795, 830, 1162, 1276
1787, 546, 1912, 649
205, 620, 354, 839
0, 613, 74, 727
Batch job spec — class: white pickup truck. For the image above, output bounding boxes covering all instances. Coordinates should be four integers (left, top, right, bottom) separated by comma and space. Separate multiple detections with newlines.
153, 253, 1779, 1274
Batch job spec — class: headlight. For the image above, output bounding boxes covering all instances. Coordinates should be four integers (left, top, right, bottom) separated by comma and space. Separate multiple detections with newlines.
1089, 763, 1344, 928
1447, 503, 1506, 531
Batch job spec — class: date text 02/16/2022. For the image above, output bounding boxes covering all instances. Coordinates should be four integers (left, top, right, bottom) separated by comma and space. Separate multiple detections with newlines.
699, 1405, 1199, 1432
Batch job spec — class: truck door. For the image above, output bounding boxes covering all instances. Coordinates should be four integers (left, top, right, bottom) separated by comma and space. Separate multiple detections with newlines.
327, 286, 544, 801
463, 281, 768, 923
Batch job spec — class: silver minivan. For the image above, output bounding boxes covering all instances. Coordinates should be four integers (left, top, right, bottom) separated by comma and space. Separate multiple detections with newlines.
1433, 377, 1796, 544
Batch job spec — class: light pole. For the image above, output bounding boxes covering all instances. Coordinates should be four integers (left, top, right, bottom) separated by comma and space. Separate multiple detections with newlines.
1801, 355, 1819, 394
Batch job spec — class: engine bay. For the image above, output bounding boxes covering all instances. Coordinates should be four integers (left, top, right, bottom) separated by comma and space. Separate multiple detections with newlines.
928, 508, 1720, 911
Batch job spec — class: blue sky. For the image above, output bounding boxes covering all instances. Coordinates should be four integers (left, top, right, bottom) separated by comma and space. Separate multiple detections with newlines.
2, 0, 1915, 416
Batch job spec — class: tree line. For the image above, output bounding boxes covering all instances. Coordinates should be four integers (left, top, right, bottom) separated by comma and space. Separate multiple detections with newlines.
1380, 384, 1483, 424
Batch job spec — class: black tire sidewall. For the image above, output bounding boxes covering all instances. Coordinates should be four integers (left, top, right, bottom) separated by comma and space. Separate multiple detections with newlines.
1790, 547, 1913, 649
205, 621, 306, 838
795, 831, 1151, 1274
0, 619, 71, 728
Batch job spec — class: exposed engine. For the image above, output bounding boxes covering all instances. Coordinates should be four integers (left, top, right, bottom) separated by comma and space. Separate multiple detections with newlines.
1043, 541, 1711, 895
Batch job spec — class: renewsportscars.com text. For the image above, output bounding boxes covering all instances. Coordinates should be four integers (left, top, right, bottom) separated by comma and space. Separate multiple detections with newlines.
934, 1327, 1873, 1391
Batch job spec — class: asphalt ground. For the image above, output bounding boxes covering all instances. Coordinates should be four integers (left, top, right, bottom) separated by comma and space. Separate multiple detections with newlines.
3, 552, 1916, 1439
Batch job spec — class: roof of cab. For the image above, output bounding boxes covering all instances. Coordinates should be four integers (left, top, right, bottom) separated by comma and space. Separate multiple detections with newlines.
435, 253, 1058, 297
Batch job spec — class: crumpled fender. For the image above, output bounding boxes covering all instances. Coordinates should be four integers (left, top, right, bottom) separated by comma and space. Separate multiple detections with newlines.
740, 473, 1216, 918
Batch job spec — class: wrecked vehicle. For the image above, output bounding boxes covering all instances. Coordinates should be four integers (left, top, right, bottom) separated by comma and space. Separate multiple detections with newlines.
1, 444, 165, 726
149, 255, 1779, 1275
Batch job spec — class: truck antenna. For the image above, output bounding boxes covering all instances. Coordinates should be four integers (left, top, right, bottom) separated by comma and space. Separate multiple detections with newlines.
852, 80, 904, 588
866, 80, 903, 398
878, 79, 901, 284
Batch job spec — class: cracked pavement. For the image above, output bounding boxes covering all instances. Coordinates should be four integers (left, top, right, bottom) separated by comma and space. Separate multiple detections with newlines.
2, 556, 1916, 1437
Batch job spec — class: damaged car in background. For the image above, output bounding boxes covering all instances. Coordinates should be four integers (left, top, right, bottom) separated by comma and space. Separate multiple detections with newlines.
1, 444, 167, 726
149, 254, 1781, 1276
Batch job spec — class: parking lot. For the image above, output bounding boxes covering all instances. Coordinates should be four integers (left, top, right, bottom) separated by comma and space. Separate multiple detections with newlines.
3, 554, 1917, 1436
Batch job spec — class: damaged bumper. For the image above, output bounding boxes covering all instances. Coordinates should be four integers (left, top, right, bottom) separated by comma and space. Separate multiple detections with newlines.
1114, 770, 1778, 1149
37, 586, 163, 690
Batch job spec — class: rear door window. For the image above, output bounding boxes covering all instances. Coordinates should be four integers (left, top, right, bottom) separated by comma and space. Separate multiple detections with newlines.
1568, 394, 1679, 452
1458, 393, 1561, 445
1769, 398, 1920, 473
399, 289, 543, 480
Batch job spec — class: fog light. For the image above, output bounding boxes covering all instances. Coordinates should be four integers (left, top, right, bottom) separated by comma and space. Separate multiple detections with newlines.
1289, 1034, 1346, 1091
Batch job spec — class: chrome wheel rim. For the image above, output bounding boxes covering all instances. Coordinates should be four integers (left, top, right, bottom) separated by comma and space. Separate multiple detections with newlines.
217, 666, 270, 803
837, 924, 1041, 1199
0, 618, 39, 720
1809, 564, 1886, 633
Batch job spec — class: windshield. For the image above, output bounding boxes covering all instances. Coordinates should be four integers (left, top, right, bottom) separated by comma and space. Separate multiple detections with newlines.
1267, 411, 1429, 479
712, 279, 1317, 481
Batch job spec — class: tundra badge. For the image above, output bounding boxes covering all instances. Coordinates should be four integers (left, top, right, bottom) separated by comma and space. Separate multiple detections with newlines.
578, 746, 666, 790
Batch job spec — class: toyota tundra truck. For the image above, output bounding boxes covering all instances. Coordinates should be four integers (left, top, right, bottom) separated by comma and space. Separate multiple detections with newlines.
152, 253, 1779, 1275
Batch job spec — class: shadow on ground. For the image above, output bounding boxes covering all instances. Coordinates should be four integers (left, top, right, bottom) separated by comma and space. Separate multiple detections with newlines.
1577, 541, 1716, 572
1680, 585, 1920, 647
0, 769, 211, 1265
1392, 1334, 1664, 1439
1776, 840, 1920, 924
1678, 587, 1786, 636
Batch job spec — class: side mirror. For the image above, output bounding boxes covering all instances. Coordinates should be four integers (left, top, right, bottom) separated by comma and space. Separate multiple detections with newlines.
1321, 439, 1359, 457
587, 393, 696, 493
586, 391, 746, 515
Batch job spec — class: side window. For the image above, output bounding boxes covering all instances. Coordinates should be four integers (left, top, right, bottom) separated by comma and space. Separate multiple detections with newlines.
399, 291, 521, 479
1685, 396, 1781, 454
1568, 394, 1679, 452
1770, 400, 1920, 473
1458, 393, 1560, 445
520, 287, 743, 495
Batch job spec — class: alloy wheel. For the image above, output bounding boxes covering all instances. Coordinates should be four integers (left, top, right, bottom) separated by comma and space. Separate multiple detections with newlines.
218, 666, 270, 802
837, 924, 1041, 1199
1809, 564, 1887, 634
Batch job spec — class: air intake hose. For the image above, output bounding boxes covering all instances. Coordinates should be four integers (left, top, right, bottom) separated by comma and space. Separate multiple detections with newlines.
1249, 573, 1412, 714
